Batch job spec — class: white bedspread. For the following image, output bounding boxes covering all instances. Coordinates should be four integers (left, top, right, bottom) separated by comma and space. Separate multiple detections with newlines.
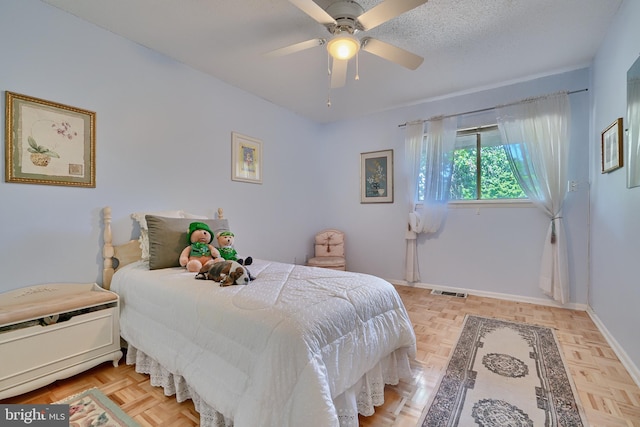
111, 259, 416, 427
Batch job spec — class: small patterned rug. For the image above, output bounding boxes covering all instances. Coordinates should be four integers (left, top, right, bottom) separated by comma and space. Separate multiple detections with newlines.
56, 387, 139, 427
419, 315, 587, 427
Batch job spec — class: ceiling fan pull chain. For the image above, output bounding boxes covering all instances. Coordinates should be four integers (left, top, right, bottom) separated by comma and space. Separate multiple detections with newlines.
327, 52, 332, 107
355, 51, 360, 81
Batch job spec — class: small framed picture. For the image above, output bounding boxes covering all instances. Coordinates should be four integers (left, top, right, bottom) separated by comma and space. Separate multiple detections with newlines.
361, 149, 393, 203
5, 91, 96, 187
231, 132, 262, 184
601, 118, 623, 173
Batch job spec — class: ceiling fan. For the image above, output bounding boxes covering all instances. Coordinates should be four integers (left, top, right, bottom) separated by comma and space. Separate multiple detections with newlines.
266, 0, 427, 89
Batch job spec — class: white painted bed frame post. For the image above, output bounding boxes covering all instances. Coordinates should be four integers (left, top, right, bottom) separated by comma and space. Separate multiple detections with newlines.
103, 206, 115, 290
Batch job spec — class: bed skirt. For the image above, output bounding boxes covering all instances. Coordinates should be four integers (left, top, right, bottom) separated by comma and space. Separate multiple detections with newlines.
126, 344, 413, 427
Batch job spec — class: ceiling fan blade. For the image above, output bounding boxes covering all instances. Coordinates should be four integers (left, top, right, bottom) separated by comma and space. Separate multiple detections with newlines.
289, 0, 336, 26
361, 37, 424, 70
357, 0, 428, 31
264, 38, 325, 58
330, 59, 348, 88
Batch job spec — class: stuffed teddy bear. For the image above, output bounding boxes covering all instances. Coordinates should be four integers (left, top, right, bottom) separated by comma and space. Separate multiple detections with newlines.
216, 230, 252, 266
180, 222, 224, 272
195, 260, 250, 286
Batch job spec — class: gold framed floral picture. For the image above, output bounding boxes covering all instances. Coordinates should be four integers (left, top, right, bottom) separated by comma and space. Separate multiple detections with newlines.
361, 149, 393, 203
5, 91, 96, 187
601, 117, 623, 173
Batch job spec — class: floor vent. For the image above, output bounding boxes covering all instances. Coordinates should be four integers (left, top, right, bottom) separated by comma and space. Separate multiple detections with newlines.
431, 289, 468, 298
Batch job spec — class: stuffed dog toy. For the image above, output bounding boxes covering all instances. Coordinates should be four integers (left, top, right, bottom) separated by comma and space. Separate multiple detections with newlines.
195, 260, 251, 286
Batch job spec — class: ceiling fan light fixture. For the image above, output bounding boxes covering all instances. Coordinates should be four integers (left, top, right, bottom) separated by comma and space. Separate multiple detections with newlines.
327, 33, 360, 60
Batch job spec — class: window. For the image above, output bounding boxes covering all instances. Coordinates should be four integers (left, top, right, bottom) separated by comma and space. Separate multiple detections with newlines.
449, 125, 526, 200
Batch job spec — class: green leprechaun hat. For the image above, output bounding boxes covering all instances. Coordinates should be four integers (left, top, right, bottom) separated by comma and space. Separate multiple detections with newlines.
188, 222, 213, 243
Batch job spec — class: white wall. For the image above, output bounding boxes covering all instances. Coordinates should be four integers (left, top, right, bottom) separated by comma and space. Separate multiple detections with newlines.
0, 0, 324, 291
590, 0, 640, 379
319, 70, 591, 306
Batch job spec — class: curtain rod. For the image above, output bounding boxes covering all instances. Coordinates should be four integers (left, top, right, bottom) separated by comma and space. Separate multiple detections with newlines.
397, 88, 588, 128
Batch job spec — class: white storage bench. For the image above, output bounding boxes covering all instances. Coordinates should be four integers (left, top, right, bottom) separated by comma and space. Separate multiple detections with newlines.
0, 283, 123, 399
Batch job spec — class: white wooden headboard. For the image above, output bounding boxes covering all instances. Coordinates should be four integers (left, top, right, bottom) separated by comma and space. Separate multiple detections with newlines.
101, 206, 225, 290
102, 207, 141, 290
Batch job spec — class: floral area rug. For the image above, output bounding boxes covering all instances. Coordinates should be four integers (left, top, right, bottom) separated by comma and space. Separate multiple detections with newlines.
419, 315, 587, 427
56, 388, 139, 427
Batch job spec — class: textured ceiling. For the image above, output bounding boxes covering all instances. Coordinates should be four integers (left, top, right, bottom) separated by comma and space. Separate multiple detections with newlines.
41, 0, 622, 123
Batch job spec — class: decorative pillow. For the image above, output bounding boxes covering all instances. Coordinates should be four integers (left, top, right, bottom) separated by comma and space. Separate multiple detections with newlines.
131, 210, 188, 261
182, 211, 209, 219
146, 215, 230, 270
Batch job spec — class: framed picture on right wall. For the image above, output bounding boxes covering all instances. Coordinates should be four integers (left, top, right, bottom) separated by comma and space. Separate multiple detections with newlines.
601, 117, 623, 173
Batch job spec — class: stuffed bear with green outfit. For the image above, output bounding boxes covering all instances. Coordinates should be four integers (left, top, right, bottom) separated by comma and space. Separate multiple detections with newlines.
216, 230, 252, 266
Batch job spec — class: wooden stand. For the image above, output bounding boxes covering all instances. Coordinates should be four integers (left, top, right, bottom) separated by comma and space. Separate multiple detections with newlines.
0, 283, 123, 399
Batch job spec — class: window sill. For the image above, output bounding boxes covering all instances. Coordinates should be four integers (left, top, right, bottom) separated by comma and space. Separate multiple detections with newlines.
414, 200, 534, 209
448, 199, 534, 208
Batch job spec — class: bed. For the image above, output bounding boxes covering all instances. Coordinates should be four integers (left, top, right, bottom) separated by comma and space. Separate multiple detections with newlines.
102, 207, 416, 427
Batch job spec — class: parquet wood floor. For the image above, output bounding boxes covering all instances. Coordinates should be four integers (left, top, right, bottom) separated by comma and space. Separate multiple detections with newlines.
3, 285, 639, 426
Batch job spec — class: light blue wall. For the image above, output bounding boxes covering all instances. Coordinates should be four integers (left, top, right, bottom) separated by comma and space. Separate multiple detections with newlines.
0, 0, 637, 379
590, 0, 640, 377
0, 0, 324, 290
319, 70, 591, 306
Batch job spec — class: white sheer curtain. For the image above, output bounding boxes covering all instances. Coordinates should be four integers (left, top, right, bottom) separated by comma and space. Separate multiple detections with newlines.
496, 92, 571, 303
404, 121, 424, 283
404, 117, 457, 282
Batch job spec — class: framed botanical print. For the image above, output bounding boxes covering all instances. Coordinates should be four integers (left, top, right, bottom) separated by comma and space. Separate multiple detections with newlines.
5, 91, 96, 187
361, 149, 393, 203
601, 117, 623, 173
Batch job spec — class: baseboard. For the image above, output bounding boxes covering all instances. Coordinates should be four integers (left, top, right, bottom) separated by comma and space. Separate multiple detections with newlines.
388, 279, 588, 311
586, 308, 640, 389
389, 279, 640, 389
